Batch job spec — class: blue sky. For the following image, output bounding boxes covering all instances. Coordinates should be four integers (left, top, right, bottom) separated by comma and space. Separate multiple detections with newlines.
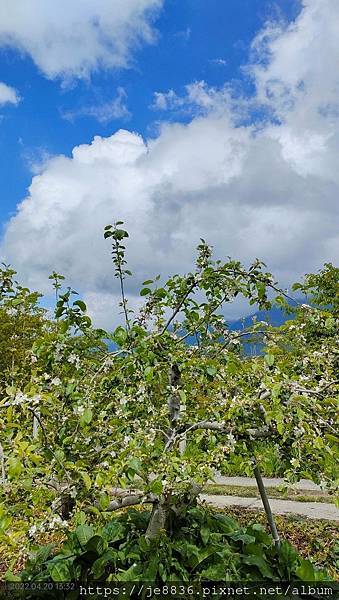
0, 0, 338, 327
0, 0, 300, 224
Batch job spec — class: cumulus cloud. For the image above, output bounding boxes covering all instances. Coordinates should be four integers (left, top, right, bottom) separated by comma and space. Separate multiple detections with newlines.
0, 81, 20, 105
250, 0, 339, 121
0, 0, 162, 80
1, 0, 339, 327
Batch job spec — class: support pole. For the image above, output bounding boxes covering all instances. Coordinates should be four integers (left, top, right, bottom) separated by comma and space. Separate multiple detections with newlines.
0, 443, 5, 485
32, 410, 40, 439
252, 458, 280, 550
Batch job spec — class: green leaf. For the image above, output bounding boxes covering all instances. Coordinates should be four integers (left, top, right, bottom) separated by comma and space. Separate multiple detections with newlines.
200, 564, 227, 580
113, 326, 127, 346
154, 287, 167, 299
214, 514, 239, 533
118, 563, 142, 581
264, 354, 275, 367
243, 555, 274, 579
128, 457, 141, 474
80, 471, 92, 490
140, 288, 151, 296
178, 390, 186, 403
73, 300, 87, 312
91, 550, 116, 580
229, 530, 255, 545
95, 473, 104, 487
325, 317, 335, 329
85, 535, 106, 555
144, 366, 153, 382
142, 280, 154, 286
200, 526, 210, 545
7, 457, 22, 479
277, 422, 284, 435
48, 560, 71, 582
278, 540, 300, 576
206, 366, 217, 377
150, 479, 163, 495
76, 524, 94, 547
12, 299, 22, 306
4, 571, 21, 582
295, 559, 326, 581
80, 407, 93, 427
114, 229, 129, 240
98, 492, 110, 510
102, 521, 125, 543
138, 536, 151, 553
143, 555, 159, 582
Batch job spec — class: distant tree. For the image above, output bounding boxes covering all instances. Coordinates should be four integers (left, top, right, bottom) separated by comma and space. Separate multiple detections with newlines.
0, 265, 48, 397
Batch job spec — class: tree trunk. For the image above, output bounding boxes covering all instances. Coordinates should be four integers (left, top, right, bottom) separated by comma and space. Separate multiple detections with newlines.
145, 498, 168, 541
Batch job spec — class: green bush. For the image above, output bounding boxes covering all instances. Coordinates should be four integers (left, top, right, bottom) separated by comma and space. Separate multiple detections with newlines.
10, 507, 328, 586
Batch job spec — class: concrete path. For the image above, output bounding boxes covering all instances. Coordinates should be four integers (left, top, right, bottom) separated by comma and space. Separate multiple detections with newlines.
200, 494, 339, 521
212, 476, 322, 491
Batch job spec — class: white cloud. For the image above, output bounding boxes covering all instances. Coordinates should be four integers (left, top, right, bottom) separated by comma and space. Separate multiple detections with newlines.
0, 81, 20, 105
210, 58, 227, 67
0, 0, 162, 80
63, 87, 131, 123
1, 0, 339, 327
151, 81, 240, 117
174, 27, 191, 43
250, 0, 339, 122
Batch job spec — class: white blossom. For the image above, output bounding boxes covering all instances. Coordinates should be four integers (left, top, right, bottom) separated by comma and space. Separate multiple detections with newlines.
28, 524, 38, 538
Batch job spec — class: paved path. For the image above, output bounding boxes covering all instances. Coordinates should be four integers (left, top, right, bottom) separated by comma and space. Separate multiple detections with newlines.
200, 494, 339, 521
212, 476, 322, 491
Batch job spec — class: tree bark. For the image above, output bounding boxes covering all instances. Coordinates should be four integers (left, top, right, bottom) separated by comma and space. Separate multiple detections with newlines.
145, 498, 168, 541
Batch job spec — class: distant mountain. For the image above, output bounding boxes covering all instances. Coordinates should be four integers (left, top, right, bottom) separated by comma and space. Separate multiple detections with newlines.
106, 306, 295, 355
229, 305, 293, 331
228, 305, 295, 355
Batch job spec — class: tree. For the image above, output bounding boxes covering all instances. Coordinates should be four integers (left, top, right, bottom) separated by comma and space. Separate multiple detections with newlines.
0, 265, 48, 398
0, 225, 337, 578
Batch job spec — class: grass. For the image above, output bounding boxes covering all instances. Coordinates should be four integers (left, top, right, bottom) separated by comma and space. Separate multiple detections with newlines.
204, 484, 337, 504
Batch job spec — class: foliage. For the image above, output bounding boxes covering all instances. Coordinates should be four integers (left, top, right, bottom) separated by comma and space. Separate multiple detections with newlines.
0, 222, 338, 578
7, 507, 329, 584
220, 507, 339, 581
0, 265, 48, 396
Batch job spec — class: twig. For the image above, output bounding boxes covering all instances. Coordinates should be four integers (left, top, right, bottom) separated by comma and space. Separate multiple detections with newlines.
27, 407, 72, 484
159, 279, 198, 336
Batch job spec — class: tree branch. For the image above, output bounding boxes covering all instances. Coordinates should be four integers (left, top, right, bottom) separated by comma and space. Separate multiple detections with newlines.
159, 278, 198, 336
95, 490, 157, 512
179, 421, 274, 440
